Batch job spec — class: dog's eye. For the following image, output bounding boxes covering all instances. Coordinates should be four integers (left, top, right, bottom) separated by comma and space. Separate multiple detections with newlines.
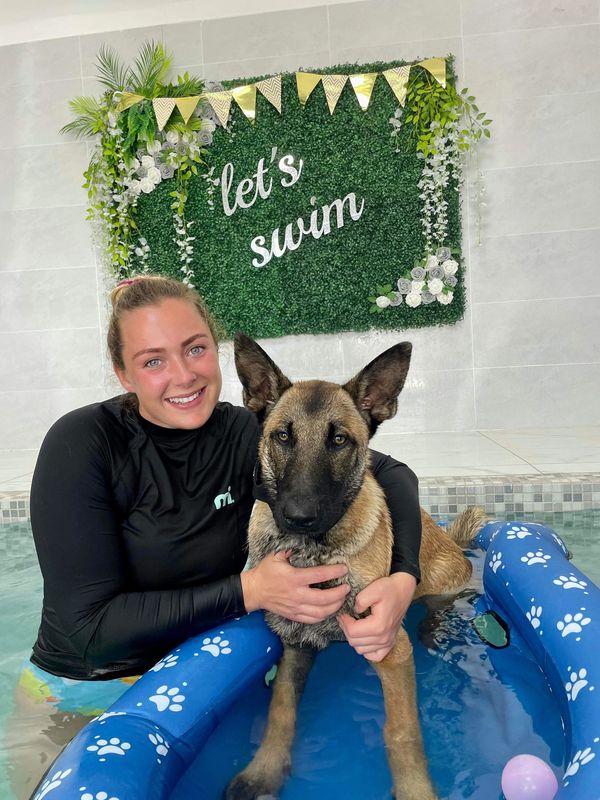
276, 430, 290, 443
333, 433, 347, 447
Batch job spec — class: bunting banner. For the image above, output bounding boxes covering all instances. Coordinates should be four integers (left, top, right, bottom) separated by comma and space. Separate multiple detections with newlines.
256, 76, 282, 113
204, 90, 234, 128
231, 83, 257, 123
296, 72, 322, 107
418, 57, 446, 88
176, 95, 201, 124
115, 92, 145, 113
321, 74, 348, 114
349, 72, 378, 111
382, 66, 411, 107
152, 97, 176, 131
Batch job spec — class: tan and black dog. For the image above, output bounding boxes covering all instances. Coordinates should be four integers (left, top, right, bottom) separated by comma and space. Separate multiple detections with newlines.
227, 334, 485, 800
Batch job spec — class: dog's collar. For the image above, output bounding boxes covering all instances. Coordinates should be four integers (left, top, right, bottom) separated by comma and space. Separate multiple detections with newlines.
252, 461, 272, 504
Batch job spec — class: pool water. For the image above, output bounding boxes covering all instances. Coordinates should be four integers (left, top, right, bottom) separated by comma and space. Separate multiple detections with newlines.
0, 511, 599, 799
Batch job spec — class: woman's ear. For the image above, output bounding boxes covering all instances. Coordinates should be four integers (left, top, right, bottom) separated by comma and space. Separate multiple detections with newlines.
113, 364, 134, 393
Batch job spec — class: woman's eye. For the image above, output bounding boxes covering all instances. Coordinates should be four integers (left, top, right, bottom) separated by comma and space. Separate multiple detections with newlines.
189, 345, 205, 356
144, 358, 161, 368
333, 434, 347, 446
277, 431, 289, 443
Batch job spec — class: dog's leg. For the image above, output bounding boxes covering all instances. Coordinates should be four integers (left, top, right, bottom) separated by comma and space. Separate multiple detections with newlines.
225, 645, 315, 800
373, 629, 438, 800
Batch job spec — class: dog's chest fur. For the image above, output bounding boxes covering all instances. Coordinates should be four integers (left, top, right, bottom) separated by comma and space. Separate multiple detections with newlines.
248, 475, 392, 650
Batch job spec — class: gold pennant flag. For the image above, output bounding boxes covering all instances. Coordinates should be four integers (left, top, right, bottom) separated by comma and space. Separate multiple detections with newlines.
231, 84, 257, 123
176, 95, 201, 123
204, 91, 233, 128
349, 72, 378, 111
321, 74, 348, 114
256, 76, 282, 113
152, 97, 176, 131
382, 65, 411, 106
418, 57, 446, 88
116, 92, 145, 113
296, 72, 322, 107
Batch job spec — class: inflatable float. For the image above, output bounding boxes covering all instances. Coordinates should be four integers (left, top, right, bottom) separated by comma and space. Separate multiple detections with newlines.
32, 521, 600, 800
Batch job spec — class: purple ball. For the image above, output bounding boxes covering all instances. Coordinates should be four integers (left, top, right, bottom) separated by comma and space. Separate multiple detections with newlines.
501, 754, 559, 799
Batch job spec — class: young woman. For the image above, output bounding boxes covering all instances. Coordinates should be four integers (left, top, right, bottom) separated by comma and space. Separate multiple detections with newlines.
11, 275, 422, 797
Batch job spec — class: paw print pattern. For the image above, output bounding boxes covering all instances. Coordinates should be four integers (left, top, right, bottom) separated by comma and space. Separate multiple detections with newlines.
507, 525, 532, 540
557, 612, 592, 639
150, 653, 179, 672
93, 710, 127, 725
81, 792, 120, 800
86, 736, 131, 762
551, 532, 569, 556
564, 746, 596, 778
520, 550, 551, 567
489, 552, 502, 573
553, 574, 589, 591
565, 668, 593, 701
526, 604, 542, 629
33, 769, 72, 800
201, 633, 232, 657
149, 685, 186, 712
149, 732, 170, 763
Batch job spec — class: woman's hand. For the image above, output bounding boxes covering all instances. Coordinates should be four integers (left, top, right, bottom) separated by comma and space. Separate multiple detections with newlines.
337, 572, 417, 662
241, 550, 350, 623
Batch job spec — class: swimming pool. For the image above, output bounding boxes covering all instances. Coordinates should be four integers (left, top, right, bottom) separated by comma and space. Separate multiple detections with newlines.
1, 510, 599, 799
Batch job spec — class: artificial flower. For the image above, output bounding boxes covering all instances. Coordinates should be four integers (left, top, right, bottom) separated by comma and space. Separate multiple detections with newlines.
405, 292, 422, 308
443, 259, 458, 276
437, 291, 454, 305
427, 278, 444, 295
376, 295, 392, 308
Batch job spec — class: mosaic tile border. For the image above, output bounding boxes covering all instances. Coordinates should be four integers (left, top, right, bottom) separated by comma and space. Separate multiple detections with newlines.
2, 473, 599, 526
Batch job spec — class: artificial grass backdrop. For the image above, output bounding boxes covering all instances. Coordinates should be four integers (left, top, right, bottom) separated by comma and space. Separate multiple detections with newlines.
135, 60, 463, 339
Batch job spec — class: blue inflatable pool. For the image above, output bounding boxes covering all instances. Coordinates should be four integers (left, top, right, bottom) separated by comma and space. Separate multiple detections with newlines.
32, 521, 600, 800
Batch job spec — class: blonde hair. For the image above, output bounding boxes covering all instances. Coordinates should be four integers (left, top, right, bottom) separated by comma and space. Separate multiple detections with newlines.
107, 275, 222, 370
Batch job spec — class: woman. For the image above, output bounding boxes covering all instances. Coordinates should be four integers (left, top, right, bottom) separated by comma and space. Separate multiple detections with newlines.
12, 275, 421, 797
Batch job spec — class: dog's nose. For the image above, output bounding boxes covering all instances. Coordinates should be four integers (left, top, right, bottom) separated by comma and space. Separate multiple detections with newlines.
282, 499, 319, 530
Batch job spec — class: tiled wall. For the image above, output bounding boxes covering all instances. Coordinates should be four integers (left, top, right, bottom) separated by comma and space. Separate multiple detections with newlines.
1, 0, 599, 453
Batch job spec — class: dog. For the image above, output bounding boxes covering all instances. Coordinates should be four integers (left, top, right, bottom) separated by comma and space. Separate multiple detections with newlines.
227, 334, 485, 800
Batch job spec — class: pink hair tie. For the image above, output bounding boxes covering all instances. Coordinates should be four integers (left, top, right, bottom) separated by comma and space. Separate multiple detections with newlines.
115, 277, 142, 288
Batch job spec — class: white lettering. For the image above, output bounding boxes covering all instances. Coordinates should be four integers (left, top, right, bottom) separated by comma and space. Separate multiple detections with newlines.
278, 155, 304, 188
250, 235, 271, 268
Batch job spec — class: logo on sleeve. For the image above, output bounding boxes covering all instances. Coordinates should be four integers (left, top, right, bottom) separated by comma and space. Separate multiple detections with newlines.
214, 486, 235, 510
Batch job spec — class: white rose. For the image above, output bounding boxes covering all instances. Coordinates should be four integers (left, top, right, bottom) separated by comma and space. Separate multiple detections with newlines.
411, 280, 425, 292
166, 130, 180, 145
146, 166, 162, 185
437, 291, 454, 305
425, 255, 439, 270
200, 118, 216, 133
405, 292, 422, 308
376, 295, 391, 308
427, 278, 444, 295
146, 140, 161, 155
139, 176, 155, 194
128, 179, 142, 196
443, 259, 459, 276
131, 157, 140, 171
140, 155, 155, 170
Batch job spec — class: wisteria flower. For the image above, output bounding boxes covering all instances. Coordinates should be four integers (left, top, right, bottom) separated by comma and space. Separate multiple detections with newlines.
146, 166, 162, 185
443, 259, 458, 276
397, 278, 412, 294
427, 278, 444, 295
140, 154, 155, 170
376, 295, 392, 309
437, 291, 454, 305
140, 176, 155, 193
411, 266, 426, 281
405, 292, 422, 308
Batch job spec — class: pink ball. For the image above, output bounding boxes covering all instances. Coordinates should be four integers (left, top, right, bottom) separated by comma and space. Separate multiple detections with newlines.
501, 754, 559, 799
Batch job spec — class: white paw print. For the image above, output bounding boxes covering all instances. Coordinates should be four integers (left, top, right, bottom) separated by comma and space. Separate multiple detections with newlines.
150, 653, 179, 672
564, 746, 596, 778
33, 769, 72, 800
526, 604, 542, 629
521, 550, 551, 567
86, 736, 131, 761
149, 731, 170, 763
149, 685, 186, 712
565, 667, 594, 701
553, 574, 589, 591
92, 710, 127, 725
507, 525, 532, 540
557, 612, 592, 639
81, 791, 120, 800
201, 633, 232, 657
551, 533, 569, 555
489, 552, 503, 573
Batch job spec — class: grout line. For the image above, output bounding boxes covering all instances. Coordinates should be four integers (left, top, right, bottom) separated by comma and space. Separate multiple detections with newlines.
472, 294, 600, 306
479, 225, 600, 240
478, 430, 540, 473
326, 5, 332, 66
0, 266, 94, 275
480, 157, 600, 173
462, 20, 600, 39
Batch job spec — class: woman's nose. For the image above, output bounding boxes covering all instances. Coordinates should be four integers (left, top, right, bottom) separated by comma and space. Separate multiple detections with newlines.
172, 358, 196, 385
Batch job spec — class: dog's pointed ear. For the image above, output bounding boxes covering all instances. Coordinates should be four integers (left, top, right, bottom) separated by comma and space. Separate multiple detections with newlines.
343, 342, 412, 435
234, 332, 292, 422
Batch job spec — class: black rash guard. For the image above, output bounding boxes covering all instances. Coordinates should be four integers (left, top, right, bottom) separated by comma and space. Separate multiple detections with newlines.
30, 395, 422, 680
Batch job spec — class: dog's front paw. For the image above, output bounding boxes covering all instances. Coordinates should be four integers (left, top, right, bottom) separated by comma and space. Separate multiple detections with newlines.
224, 773, 278, 800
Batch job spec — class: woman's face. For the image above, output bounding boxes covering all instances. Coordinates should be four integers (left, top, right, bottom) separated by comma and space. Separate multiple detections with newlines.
114, 298, 222, 429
